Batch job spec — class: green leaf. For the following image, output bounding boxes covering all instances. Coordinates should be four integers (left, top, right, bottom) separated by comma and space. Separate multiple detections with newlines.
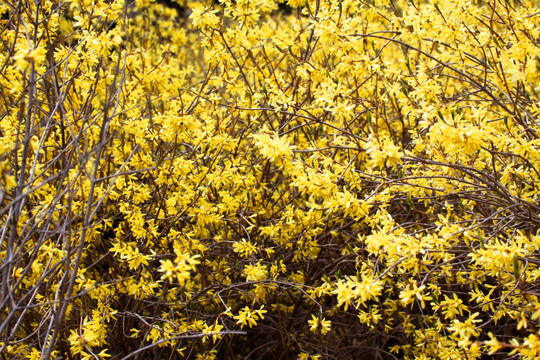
407, 193, 415, 209
513, 255, 520, 280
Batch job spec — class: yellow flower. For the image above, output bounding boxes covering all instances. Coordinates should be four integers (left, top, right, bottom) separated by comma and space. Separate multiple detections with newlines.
233, 306, 267, 328
399, 283, 428, 309
233, 239, 259, 257
308, 314, 331, 335
14, 41, 47, 71
366, 137, 403, 168
253, 129, 294, 162
308, 314, 319, 332
191, 6, 220, 29
244, 262, 268, 281
159, 253, 200, 285
319, 317, 332, 335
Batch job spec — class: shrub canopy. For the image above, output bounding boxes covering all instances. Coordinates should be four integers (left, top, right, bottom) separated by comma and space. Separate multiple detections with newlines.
1, 0, 540, 358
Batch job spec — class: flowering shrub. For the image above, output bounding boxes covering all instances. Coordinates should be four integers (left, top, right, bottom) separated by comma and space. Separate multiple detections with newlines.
1, 0, 540, 358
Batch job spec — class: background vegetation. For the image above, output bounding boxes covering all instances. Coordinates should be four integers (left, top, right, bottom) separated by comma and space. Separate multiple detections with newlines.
1, 0, 540, 358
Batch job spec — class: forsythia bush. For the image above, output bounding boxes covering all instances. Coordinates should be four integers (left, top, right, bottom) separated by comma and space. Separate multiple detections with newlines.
1, 0, 540, 358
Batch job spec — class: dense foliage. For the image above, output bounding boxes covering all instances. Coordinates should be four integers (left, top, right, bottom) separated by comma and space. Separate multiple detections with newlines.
1, 0, 540, 358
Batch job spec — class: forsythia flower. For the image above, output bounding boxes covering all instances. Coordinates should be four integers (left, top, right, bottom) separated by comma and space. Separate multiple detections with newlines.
159, 252, 200, 285
233, 239, 259, 257
288, 0, 305, 7
399, 283, 429, 309
366, 137, 403, 168
447, 313, 481, 342
233, 306, 267, 328
191, 6, 220, 29
243, 262, 268, 281
308, 315, 332, 335
253, 129, 294, 162
14, 41, 47, 71
433, 293, 468, 319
